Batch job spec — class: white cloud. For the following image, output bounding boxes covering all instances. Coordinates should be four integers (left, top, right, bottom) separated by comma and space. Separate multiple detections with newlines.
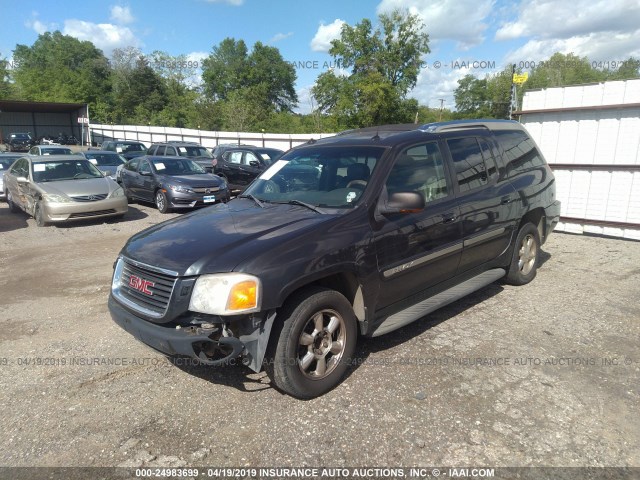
63, 19, 140, 54
25, 13, 57, 35
110, 5, 135, 25
185, 51, 208, 87
496, 0, 640, 65
504, 31, 640, 65
205, 0, 244, 5
496, 0, 640, 41
409, 64, 475, 113
310, 19, 345, 52
377, 0, 494, 49
270, 32, 293, 43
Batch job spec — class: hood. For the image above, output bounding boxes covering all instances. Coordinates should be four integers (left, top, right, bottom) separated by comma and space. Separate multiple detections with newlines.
39, 177, 117, 197
157, 173, 223, 187
121, 199, 335, 275
123, 151, 146, 160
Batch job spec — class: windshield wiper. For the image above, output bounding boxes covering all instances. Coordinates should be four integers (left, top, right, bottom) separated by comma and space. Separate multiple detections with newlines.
273, 199, 323, 214
239, 193, 265, 208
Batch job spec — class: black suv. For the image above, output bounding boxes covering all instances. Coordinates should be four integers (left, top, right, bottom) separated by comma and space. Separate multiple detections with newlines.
147, 142, 215, 173
6, 133, 35, 152
215, 146, 284, 191
101, 140, 147, 160
108, 120, 560, 399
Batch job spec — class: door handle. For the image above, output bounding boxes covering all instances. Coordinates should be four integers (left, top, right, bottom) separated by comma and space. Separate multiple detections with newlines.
501, 195, 512, 204
440, 213, 457, 224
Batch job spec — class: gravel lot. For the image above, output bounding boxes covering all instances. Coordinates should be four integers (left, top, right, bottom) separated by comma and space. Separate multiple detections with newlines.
0, 199, 639, 472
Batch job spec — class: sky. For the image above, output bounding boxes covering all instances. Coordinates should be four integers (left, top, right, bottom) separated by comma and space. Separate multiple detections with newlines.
1, 0, 639, 113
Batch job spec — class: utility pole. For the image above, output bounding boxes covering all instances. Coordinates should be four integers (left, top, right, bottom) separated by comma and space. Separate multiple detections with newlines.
509, 64, 516, 120
438, 99, 445, 121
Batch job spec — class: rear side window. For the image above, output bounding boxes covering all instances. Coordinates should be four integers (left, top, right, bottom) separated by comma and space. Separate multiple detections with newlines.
494, 130, 545, 176
447, 137, 489, 193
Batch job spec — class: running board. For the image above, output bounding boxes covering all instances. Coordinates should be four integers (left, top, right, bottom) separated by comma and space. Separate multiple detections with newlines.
371, 268, 506, 337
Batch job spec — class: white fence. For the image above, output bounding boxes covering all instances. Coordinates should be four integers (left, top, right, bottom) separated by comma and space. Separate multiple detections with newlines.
520, 79, 640, 240
88, 124, 336, 152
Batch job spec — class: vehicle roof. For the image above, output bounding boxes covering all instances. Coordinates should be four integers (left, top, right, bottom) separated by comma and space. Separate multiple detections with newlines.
308, 119, 525, 148
31, 155, 87, 162
152, 141, 203, 146
107, 140, 145, 144
225, 146, 283, 152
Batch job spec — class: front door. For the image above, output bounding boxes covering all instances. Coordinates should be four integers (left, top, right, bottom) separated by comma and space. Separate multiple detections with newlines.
372, 141, 462, 311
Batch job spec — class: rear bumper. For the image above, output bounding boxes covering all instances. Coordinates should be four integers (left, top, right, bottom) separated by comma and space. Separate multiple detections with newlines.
544, 200, 561, 242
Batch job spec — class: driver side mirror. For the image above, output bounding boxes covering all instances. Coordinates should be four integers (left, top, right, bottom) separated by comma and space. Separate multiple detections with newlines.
249, 160, 260, 167
379, 192, 425, 215
17, 176, 29, 184
139, 170, 151, 176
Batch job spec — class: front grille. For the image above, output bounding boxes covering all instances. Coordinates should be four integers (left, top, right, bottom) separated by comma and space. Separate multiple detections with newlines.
118, 260, 177, 316
192, 186, 220, 194
71, 194, 108, 202
69, 209, 116, 218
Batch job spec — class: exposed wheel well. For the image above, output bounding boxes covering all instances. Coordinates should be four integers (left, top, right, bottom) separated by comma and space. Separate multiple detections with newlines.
519, 207, 546, 243
280, 272, 365, 325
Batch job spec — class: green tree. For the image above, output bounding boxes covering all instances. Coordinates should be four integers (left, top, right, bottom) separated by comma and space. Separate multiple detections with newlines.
0, 56, 14, 98
312, 9, 430, 128
11, 31, 111, 104
110, 47, 167, 124
202, 38, 297, 113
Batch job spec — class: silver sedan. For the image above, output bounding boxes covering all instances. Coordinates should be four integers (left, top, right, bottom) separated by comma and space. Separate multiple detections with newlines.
4, 155, 128, 226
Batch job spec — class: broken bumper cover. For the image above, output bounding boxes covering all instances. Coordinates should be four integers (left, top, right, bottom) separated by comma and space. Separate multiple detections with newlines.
108, 295, 244, 366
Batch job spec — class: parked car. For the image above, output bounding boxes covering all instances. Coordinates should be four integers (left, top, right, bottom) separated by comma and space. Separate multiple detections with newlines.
4, 155, 128, 226
146, 142, 216, 173
108, 120, 561, 398
81, 150, 126, 180
6, 133, 35, 152
215, 146, 284, 191
100, 141, 147, 161
211, 143, 253, 166
0, 154, 22, 199
119, 155, 230, 213
28, 145, 74, 156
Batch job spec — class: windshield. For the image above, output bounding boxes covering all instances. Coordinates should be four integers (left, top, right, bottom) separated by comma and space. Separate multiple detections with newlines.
243, 145, 386, 209
41, 148, 73, 155
0, 159, 19, 170
117, 143, 146, 152
85, 153, 126, 166
255, 149, 283, 165
176, 146, 212, 158
151, 158, 206, 175
32, 160, 104, 182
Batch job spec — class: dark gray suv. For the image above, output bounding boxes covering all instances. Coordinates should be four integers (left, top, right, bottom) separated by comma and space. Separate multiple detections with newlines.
147, 142, 215, 173
109, 120, 560, 399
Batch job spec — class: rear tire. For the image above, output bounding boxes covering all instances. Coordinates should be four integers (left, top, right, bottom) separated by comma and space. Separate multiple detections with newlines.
265, 287, 357, 399
505, 223, 540, 285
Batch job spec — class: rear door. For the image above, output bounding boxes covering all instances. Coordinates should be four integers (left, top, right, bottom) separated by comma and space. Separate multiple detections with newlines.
372, 141, 462, 310
444, 133, 518, 274
221, 151, 245, 187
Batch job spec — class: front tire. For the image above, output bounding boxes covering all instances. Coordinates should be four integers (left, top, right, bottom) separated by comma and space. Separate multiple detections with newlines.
6, 190, 19, 212
155, 190, 169, 213
266, 287, 357, 399
34, 201, 48, 227
505, 223, 540, 285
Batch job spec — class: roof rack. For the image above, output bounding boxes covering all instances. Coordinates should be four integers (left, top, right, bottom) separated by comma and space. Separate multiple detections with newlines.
418, 119, 520, 133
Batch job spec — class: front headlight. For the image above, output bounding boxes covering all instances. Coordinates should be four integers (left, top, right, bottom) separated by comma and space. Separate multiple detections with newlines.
42, 193, 72, 203
168, 184, 194, 194
189, 273, 261, 315
218, 179, 228, 190
110, 187, 125, 198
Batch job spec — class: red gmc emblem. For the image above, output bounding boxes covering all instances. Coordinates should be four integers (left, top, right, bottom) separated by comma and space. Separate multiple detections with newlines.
129, 275, 154, 295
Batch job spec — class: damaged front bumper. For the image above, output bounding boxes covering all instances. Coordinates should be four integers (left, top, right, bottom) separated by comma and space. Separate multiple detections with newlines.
108, 295, 275, 371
